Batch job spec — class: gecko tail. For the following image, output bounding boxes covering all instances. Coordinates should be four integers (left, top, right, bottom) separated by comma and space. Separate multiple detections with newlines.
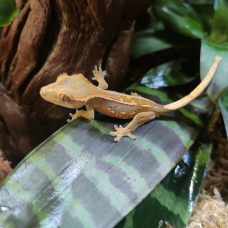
164, 56, 222, 111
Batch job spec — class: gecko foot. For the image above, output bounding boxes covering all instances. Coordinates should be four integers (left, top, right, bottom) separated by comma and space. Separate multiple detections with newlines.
67, 110, 79, 122
92, 64, 106, 80
92, 64, 108, 90
110, 125, 137, 142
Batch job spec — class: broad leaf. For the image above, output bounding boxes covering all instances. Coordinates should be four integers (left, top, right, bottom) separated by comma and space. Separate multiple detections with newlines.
200, 39, 228, 101
153, 0, 204, 38
115, 137, 212, 228
131, 29, 173, 60
210, 0, 228, 44
0, 79, 212, 227
0, 0, 18, 27
140, 60, 198, 89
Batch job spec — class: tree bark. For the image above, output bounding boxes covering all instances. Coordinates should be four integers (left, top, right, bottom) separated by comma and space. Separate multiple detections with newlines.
0, 0, 155, 163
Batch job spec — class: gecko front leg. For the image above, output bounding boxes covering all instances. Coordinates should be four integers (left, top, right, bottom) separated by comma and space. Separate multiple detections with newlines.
67, 105, 94, 122
110, 111, 156, 142
92, 64, 108, 90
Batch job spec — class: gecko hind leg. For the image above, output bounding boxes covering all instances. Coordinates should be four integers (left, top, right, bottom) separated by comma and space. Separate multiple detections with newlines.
110, 111, 156, 142
92, 64, 108, 90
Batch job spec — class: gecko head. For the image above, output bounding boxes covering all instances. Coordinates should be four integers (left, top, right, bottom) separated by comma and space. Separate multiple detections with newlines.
40, 73, 87, 109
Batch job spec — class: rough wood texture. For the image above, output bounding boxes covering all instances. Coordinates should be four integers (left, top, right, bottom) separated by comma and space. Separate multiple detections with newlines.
0, 0, 154, 162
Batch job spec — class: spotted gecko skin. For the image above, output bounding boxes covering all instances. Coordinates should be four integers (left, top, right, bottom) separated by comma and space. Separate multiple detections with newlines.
40, 58, 221, 142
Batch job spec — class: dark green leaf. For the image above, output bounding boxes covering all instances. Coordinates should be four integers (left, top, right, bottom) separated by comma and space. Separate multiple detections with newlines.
153, 0, 204, 38
191, 4, 214, 33
210, 0, 228, 44
140, 60, 198, 89
0, 0, 18, 27
200, 39, 228, 101
218, 90, 228, 138
131, 29, 173, 60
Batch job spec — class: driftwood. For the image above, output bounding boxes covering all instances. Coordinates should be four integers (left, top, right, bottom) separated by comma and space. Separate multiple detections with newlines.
0, 0, 154, 164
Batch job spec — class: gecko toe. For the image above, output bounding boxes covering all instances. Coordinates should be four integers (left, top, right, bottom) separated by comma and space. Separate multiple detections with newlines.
128, 134, 137, 140
114, 137, 121, 142
110, 132, 117, 136
114, 125, 119, 130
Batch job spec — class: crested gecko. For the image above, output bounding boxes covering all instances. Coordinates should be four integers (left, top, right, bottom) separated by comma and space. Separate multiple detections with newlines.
40, 56, 222, 142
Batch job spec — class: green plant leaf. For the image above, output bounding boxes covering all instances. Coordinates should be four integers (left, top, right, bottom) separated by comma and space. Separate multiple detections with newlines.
210, 0, 228, 44
218, 90, 228, 138
191, 3, 214, 33
0, 0, 18, 27
115, 137, 212, 228
0, 77, 212, 227
131, 29, 173, 60
200, 39, 228, 101
140, 60, 198, 89
153, 0, 204, 38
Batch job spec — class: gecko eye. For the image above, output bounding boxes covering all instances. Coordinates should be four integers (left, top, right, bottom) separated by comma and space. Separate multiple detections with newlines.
59, 94, 70, 103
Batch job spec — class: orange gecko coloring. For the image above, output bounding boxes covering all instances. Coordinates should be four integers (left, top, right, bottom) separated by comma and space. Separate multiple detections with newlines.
40, 56, 222, 142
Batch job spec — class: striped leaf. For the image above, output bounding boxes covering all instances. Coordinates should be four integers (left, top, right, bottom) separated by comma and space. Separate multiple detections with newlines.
0, 78, 212, 227
115, 137, 212, 228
